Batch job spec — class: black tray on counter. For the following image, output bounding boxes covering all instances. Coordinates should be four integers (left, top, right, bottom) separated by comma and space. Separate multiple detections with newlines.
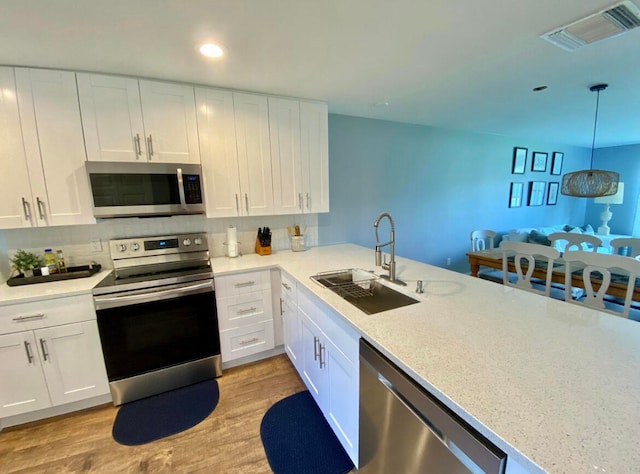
7, 264, 102, 287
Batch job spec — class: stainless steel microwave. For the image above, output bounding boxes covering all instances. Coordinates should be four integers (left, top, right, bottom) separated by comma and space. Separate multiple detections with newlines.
86, 161, 206, 218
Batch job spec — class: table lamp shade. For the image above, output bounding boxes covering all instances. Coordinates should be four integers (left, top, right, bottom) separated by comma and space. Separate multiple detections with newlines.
594, 182, 624, 204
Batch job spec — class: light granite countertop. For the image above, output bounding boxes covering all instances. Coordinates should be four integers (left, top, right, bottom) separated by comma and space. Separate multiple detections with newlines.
2, 244, 638, 473
212, 244, 640, 474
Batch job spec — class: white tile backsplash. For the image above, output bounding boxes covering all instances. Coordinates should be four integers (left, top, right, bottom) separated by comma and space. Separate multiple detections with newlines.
0, 214, 318, 280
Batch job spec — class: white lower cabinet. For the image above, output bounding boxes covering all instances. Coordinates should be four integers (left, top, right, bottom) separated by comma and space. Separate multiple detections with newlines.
288, 281, 359, 466
280, 272, 300, 370
0, 295, 109, 419
216, 270, 275, 363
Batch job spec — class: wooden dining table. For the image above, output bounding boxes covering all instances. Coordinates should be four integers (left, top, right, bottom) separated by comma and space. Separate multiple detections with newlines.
467, 249, 640, 301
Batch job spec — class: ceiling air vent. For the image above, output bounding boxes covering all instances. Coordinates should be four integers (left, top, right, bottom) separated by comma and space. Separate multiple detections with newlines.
542, 0, 640, 51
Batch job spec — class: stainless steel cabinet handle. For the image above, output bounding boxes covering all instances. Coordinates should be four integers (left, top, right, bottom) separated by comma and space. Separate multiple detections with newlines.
306, 193, 310, 210
281, 282, 291, 291
313, 336, 320, 361
36, 197, 45, 220
236, 307, 257, 315
244, 193, 249, 214
239, 337, 259, 346
235, 194, 240, 215
177, 167, 187, 210
147, 134, 154, 158
21, 197, 31, 220
24, 341, 34, 364
134, 134, 142, 157
319, 343, 326, 368
39, 338, 49, 361
234, 281, 256, 288
13, 313, 45, 322
298, 193, 303, 211
280, 297, 284, 316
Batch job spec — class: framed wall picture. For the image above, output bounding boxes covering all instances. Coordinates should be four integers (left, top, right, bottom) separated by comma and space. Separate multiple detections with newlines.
528, 181, 545, 206
531, 152, 548, 172
512, 147, 527, 174
509, 182, 523, 208
551, 152, 564, 175
547, 182, 559, 205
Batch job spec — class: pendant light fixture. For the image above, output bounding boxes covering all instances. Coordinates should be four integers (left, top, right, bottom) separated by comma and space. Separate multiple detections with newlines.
561, 84, 619, 198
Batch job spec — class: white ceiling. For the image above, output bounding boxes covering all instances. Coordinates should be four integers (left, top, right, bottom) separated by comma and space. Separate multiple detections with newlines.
1, 0, 638, 148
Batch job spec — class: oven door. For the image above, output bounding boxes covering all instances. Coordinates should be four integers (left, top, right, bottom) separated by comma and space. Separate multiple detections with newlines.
94, 279, 220, 384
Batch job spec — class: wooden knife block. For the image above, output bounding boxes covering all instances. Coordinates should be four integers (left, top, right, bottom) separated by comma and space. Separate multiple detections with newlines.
255, 236, 272, 256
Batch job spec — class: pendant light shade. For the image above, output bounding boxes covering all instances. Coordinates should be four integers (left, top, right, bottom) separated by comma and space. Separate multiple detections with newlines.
561, 84, 620, 198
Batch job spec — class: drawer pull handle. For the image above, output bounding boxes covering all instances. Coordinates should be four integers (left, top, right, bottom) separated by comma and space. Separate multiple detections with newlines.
313, 336, 320, 361
237, 307, 257, 315
39, 338, 49, 361
134, 133, 142, 156
13, 313, 45, 322
319, 343, 326, 368
280, 297, 284, 316
234, 281, 256, 288
235, 194, 240, 215
36, 197, 46, 220
281, 282, 291, 290
24, 341, 34, 364
21, 197, 32, 220
239, 337, 259, 346
147, 134, 154, 158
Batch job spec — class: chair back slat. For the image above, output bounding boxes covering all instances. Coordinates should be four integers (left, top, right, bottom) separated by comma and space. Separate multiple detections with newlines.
501, 242, 560, 296
548, 232, 602, 253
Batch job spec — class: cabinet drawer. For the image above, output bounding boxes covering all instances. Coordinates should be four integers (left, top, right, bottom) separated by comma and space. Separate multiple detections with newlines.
220, 321, 275, 362
216, 269, 271, 296
0, 294, 96, 335
217, 289, 273, 331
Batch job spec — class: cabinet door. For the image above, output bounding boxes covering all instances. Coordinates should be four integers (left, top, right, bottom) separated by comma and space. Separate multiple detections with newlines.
299, 308, 328, 406
0, 67, 34, 229
77, 73, 147, 162
195, 87, 242, 217
0, 331, 51, 417
282, 294, 301, 370
139, 80, 200, 163
300, 101, 329, 213
35, 321, 109, 406
15, 68, 95, 227
269, 97, 303, 215
233, 92, 274, 216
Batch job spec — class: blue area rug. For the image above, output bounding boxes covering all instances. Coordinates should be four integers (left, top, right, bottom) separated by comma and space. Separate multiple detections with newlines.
260, 390, 354, 474
112, 379, 219, 446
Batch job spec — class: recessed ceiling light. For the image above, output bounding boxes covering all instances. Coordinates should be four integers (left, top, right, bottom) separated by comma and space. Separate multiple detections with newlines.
199, 43, 224, 58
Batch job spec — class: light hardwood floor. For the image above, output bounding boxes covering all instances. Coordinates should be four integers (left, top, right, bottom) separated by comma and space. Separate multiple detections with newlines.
1, 354, 306, 473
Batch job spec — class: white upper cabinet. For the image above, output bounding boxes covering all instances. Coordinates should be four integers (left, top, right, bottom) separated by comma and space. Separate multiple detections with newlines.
300, 101, 330, 213
0, 67, 33, 229
78, 73, 200, 164
14, 68, 95, 227
195, 87, 243, 217
269, 97, 304, 214
233, 92, 275, 216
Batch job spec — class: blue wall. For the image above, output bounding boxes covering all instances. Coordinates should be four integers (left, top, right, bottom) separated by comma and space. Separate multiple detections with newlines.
319, 114, 592, 273
587, 144, 640, 235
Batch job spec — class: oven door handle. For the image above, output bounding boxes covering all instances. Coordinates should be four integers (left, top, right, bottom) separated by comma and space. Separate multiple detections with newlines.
93, 280, 213, 310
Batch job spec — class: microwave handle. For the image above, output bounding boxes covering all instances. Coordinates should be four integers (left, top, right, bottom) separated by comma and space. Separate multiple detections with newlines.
177, 168, 188, 210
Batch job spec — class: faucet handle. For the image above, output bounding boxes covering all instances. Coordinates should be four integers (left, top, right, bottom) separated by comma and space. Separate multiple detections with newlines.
416, 280, 424, 294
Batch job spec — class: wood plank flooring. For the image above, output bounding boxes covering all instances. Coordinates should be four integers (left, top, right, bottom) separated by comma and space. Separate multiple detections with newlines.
1, 354, 305, 473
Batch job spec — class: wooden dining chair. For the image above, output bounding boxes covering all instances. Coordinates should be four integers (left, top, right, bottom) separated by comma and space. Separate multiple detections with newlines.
562, 250, 640, 320
470, 230, 496, 252
501, 242, 561, 297
548, 232, 602, 253
610, 237, 640, 258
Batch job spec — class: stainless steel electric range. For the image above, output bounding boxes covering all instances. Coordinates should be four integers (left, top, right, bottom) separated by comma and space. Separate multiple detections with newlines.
92, 233, 221, 406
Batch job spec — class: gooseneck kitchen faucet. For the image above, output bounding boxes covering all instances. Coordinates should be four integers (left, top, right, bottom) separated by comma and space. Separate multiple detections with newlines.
373, 212, 406, 286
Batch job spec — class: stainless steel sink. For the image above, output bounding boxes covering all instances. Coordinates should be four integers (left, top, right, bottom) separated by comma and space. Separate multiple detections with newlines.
310, 269, 420, 315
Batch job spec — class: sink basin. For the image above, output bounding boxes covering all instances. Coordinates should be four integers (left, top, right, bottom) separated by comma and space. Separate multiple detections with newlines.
310, 269, 420, 315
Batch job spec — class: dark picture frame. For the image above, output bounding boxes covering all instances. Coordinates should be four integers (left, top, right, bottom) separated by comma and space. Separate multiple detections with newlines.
528, 181, 545, 206
509, 182, 523, 208
547, 182, 559, 205
531, 152, 548, 172
550, 152, 564, 175
512, 147, 527, 174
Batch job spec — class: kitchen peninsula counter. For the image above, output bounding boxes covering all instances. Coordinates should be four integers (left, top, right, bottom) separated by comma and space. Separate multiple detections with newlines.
213, 244, 640, 474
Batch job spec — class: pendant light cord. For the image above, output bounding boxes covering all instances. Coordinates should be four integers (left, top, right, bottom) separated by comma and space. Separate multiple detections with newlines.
589, 83, 607, 170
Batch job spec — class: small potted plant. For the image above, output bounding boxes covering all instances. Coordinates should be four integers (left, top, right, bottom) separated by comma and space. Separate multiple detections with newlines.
10, 249, 44, 278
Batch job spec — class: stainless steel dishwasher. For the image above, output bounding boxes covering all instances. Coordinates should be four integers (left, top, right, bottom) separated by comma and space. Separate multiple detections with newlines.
359, 339, 507, 473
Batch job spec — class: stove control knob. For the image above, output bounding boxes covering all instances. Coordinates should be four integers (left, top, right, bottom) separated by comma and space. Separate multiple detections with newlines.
183, 239, 192, 246
130, 243, 140, 251
194, 238, 202, 246
116, 243, 127, 252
